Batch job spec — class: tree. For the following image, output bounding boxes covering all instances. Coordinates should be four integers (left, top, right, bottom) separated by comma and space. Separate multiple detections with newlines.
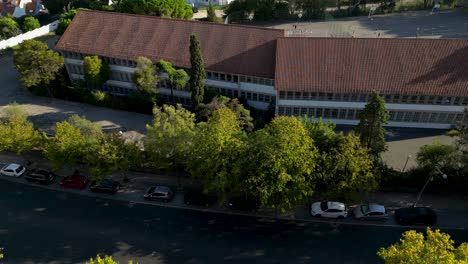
188, 108, 247, 197
0, 114, 42, 154
22, 16, 40, 32
158, 60, 188, 104
416, 141, 458, 169
86, 134, 121, 182
83, 55, 110, 88
196, 96, 254, 132
67, 114, 103, 141
0, 16, 21, 40
206, 1, 220, 22
240, 116, 318, 211
378, 228, 468, 264
355, 91, 389, 160
132, 56, 158, 94
13, 40, 64, 89
117, 0, 193, 19
144, 104, 195, 170
87, 254, 134, 264
189, 34, 206, 109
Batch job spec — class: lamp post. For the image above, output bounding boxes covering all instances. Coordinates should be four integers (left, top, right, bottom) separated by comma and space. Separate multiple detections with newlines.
413, 167, 447, 207
402, 155, 411, 173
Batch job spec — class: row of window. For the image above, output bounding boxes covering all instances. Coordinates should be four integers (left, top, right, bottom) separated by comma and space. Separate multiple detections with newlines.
278, 106, 465, 124
279, 91, 468, 106
159, 79, 190, 91
207, 86, 275, 103
206, 71, 274, 86
63, 51, 138, 68
102, 84, 134, 95
159, 94, 192, 106
110, 71, 132, 83
68, 64, 84, 75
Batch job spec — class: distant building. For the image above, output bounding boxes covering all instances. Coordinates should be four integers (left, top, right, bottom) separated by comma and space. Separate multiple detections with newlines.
56, 10, 468, 129
187, 0, 233, 7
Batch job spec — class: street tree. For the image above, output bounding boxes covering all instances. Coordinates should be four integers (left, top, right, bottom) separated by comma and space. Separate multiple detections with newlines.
86, 134, 121, 182
206, 1, 220, 22
189, 34, 206, 109
378, 228, 468, 264
188, 108, 247, 197
87, 254, 134, 264
240, 116, 318, 211
13, 40, 64, 89
21, 16, 40, 32
158, 60, 188, 104
416, 141, 458, 170
67, 114, 103, 142
83, 55, 110, 88
355, 91, 389, 160
132, 56, 158, 94
0, 116, 42, 154
0, 16, 21, 40
117, 0, 193, 19
144, 104, 195, 170
196, 96, 254, 132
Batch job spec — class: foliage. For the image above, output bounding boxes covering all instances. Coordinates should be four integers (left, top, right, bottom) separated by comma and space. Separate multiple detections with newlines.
67, 114, 103, 141
132, 57, 159, 94
224, 0, 292, 21
13, 40, 64, 88
144, 104, 195, 169
188, 108, 247, 197
87, 254, 134, 264
56, 9, 84, 35
117, 0, 193, 19
1, 102, 28, 121
416, 141, 458, 170
240, 116, 318, 211
300, 0, 328, 19
42, 0, 92, 14
21, 16, 40, 32
0, 116, 43, 154
206, 1, 221, 22
378, 228, 468, 264
355, 91, 389, 160
196, 96, 254, 132
189, 34, 206, 109
0, 16, 21, 40
158, 60, 188, 103
83, 56, 110, 87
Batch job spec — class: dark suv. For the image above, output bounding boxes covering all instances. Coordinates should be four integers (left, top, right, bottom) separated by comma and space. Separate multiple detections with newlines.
24, 169, 56, 184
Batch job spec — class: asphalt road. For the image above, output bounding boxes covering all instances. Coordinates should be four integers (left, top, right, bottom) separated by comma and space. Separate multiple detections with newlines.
1, 181, 468, 264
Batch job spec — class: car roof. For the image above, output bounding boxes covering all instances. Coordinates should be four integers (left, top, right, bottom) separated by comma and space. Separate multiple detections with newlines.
368, 203, 386, 213
328, 201, 345, 210
154, 186, 171, 193
4, 163, 21, 170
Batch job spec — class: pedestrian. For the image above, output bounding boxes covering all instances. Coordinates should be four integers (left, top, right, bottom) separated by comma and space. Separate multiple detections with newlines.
294, 24, 297, 30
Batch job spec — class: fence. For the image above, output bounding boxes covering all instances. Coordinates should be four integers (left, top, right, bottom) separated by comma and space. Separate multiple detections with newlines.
0, 20, 59, 50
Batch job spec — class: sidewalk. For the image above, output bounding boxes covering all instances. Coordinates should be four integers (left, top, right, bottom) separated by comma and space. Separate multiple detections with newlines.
2, 151, 468, 230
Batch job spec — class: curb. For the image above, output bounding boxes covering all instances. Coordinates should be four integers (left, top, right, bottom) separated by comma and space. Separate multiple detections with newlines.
2, 176, 466, 231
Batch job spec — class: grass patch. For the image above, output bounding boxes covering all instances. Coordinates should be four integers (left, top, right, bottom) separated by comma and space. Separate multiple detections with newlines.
198, 5, 225, 10
33, 32, 57, 42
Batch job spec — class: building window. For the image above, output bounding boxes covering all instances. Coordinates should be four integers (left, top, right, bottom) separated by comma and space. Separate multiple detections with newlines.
401, 95, 409, 103
265, 95, 270, 102
438, 113, 448, 123
429, 113, 439, 122
227, 74, 232, 82
427, 96, 435, 104
259, 94, 264, 102
303, 92, 310, 100
300, 108, 307, 116
389, 111, 396, 121
252, 93, 258, 101
350, 94, 358, 102
392, 95, 400, 103
342, 94, 350, 101
447, 113, 456, 123
338, 109, 346, 119
327, 93, 333, 100
287, 91, 293, 99
395, 112, 405, 121
285, 107, 292, 116
403, 112, 413, 122
331, 109, 338, 118
316, 108, 323, 117
384, 94, 392, 103
207, 72, 213, 79
233, 75, 239, 83
308, 108, 316, 117
295, 92, 302, 100
462, 97, 468, 106
279, 91, 285, 99
247, 92, 252, 100
278, 107, 285, 115
220, 74, 226, 81
241, 91, 245, 98
418, 96, 427, 104
412, 112, 422, 122
456, 114, 464, 121
435, 96, 443, 105
420, 112, 430, 123
443, 97, 452, 105
410, 95, 418, 104
323, 108, 331, 118
358, 94, 367, 102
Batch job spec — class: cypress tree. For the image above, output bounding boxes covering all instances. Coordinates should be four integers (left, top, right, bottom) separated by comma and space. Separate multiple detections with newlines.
189, 33, 206, 109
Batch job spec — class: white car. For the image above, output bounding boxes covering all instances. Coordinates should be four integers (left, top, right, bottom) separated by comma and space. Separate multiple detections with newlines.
311, 201, 348, 219
353, 203, 388, 221
0, 163, 26, 177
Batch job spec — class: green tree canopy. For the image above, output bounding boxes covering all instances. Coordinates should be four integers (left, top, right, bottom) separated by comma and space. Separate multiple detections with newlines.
117, 0, 193, 19
21, 16, 40, 32
87, 254, 133, 264
416, 141, 459, 169
67, 114, 103, 142
0, 114, 42, 154
13, 39, 64, 88
144, 104, 195, 169
378, 228, 468, 264
132, 56, 159, 94
158, 60, 188, 103
189, 34, 206, 109
0, 16, 21, 40
206, 1, 221, 22
240, 116, 318, 211
188, 108, 247, 197
196, 96, 254, 132
83, 55, 110, 87
355, 91, 389, 160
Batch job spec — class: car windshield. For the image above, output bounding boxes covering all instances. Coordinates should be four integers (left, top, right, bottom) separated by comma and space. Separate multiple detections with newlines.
320, 201, 328, 211
361, 204, 370, 214
15, 166, 24, 173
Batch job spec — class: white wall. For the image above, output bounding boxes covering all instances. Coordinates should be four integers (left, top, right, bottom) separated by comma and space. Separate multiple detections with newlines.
0, 20, 58, 50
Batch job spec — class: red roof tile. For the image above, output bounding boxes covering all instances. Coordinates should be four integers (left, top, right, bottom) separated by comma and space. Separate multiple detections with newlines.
56, 10, 285, 79
275, 37, 468, 96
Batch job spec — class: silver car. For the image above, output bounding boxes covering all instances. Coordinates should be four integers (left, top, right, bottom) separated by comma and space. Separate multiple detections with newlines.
353, 203, 388, 221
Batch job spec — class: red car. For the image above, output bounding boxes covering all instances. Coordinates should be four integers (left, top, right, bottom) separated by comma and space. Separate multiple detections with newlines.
60, 174, 89, 189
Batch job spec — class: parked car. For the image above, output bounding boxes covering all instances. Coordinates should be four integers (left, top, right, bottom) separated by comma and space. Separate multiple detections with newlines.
24, 169, 56, 184
395, 206, 437, 225
184, 188, 217, 207
90, 179, 121, 194
192, 6, 198, 13
144, 186, 174, 202
60, 174, 89, 189
0, 163, 26, 177
353, 203, 388, 221
311, 201, 348, 219
228, 196, 260, 212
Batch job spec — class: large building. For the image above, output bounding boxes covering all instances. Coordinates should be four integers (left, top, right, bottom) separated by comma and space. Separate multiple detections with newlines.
56, 10, 468, 129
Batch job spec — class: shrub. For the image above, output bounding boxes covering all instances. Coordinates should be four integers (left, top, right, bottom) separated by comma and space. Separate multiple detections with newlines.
21, 16, 40, 32
0, 16, 22, 40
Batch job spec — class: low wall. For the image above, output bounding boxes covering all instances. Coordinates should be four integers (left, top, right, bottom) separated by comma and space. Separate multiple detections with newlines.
0, 20, 59, 50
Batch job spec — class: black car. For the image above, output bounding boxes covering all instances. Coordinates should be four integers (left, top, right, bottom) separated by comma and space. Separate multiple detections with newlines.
192, 6, 198, 13
184, 188, 217, 207
228, 196, 260, 212
24, 169, 56, 184
395, 206, 437, 225
89, 179, 121, 194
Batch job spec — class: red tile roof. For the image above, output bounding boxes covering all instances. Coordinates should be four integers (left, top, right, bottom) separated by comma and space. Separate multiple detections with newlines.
275, 37, 468, 96
56, 10, 285, 79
